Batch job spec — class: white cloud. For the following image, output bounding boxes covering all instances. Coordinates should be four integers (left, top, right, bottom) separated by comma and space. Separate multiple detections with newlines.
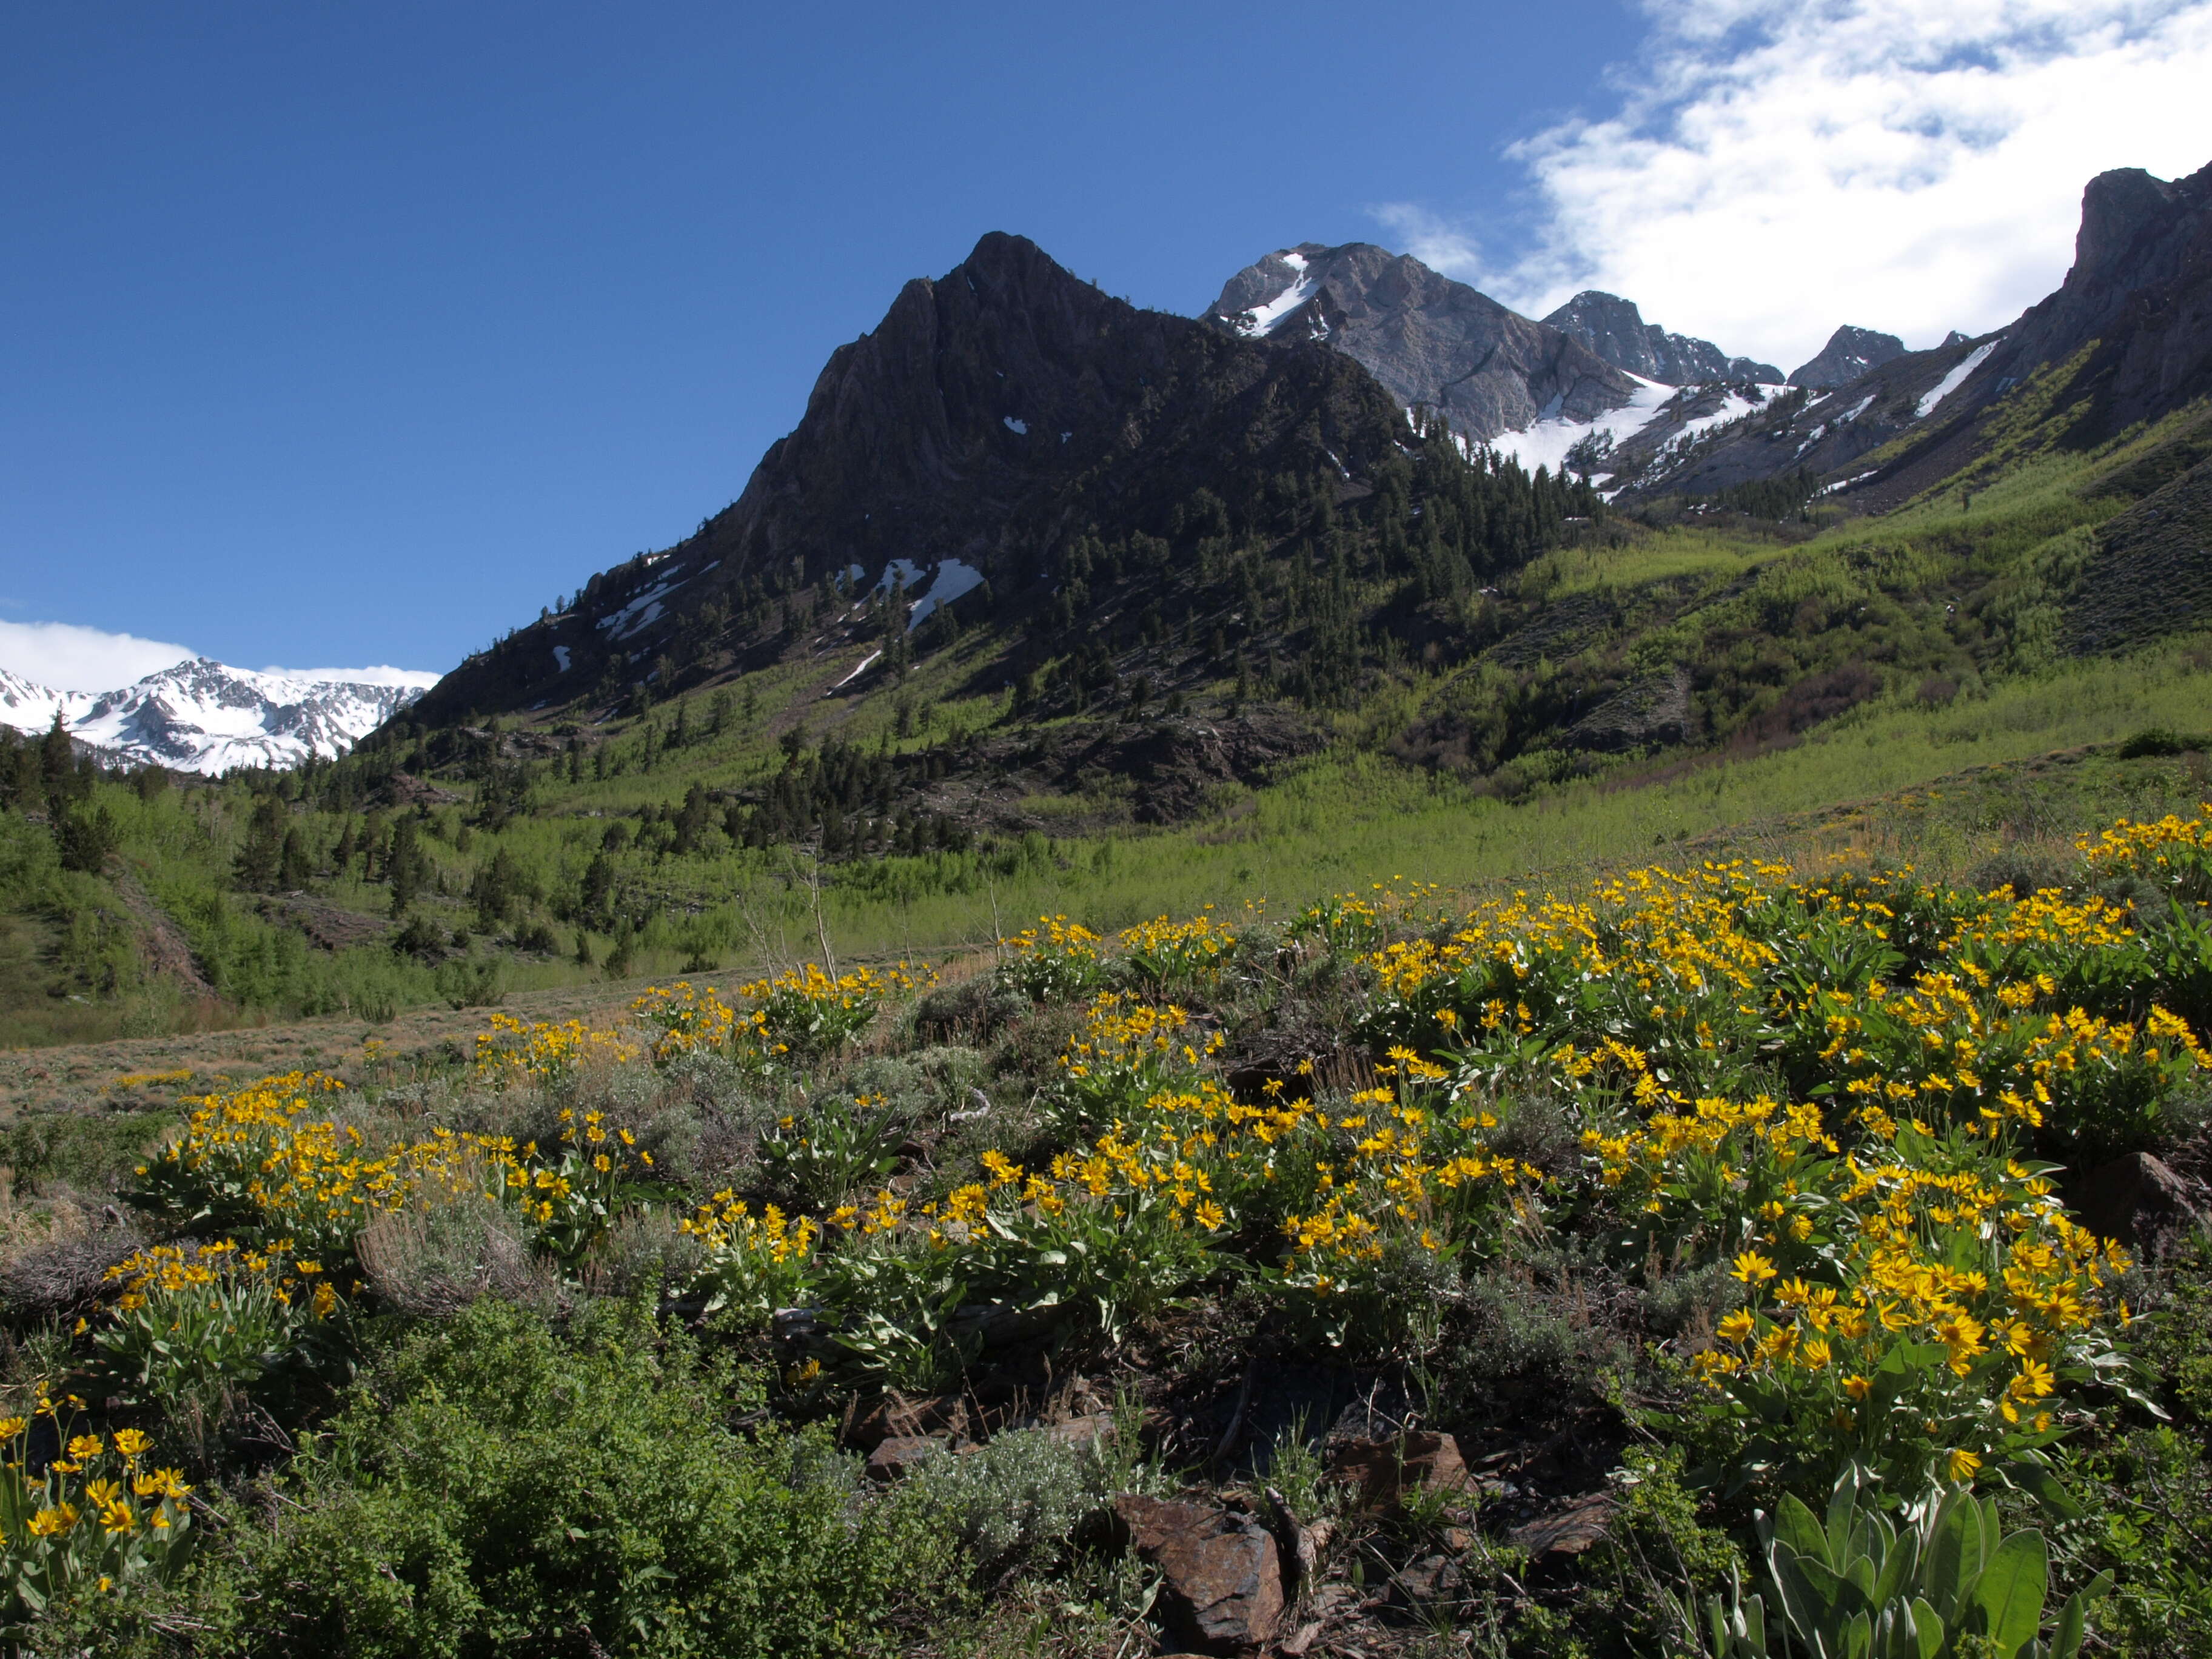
1370, 204, 1487, 278
0, 620, 193, 693
260, 665, 443, 689
1397, 0, 2212, 374
0, 619, 441, 695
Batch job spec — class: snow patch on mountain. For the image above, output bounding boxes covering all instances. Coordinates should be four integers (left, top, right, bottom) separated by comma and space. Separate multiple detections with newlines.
1232, 250, 1320, 338
1487, 375, 1674, 478
0, 659, 427, 774
596, 575, 686, 643
905, 558, 985, 630
1917, 341, 1999, 419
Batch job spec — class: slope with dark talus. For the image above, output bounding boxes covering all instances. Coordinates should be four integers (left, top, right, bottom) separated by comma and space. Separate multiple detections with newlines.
411, 232, 1421, 731
2066, 444, 2212, 654
1541, 289, 1780, 386
1622, 158, 2212, 512
1207, 243, 1640, 441
1605, 331, 2000, 501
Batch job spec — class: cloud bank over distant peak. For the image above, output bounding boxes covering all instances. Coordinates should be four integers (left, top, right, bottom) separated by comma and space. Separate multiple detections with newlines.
0, 620, 193, 694
1377, 0, 2212, 372
0, 617, 438, 695
258, 665, 442, 689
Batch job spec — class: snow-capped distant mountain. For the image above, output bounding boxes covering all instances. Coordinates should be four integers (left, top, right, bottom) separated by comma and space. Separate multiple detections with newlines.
0, 658, 430, 774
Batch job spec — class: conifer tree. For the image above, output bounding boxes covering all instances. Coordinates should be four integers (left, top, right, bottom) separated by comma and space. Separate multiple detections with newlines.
387, 814, 428, 917
234, 796, 286, 891
279, 826, 312, 890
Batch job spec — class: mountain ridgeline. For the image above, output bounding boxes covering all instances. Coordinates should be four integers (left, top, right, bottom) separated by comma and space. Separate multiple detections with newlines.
9, 156, 2212, 1055
374, 157, 2212, 854
410, 232, 1601, 741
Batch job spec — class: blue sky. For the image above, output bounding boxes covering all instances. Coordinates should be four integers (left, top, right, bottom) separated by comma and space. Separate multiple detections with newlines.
5, 0, 2209, 687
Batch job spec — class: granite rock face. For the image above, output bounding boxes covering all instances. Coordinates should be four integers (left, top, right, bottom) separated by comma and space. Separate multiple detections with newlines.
1207, 242, 1640, 441
1542, 289, 1781, 385
1788, 325, 1908, 388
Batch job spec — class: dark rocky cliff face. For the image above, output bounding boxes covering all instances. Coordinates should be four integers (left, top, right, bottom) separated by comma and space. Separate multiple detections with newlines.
1541, 290, 1781, 385
1787, 326, 1908, 389
1970, 163, 2212, 434
411, 232, 1413, 725
1207, 243, 1639, 441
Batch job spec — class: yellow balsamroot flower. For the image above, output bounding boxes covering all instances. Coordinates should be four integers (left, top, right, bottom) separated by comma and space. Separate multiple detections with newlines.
1946, 1447, 1983, 1483
28, 1504, 78, 1538
65, 1434, 103, 1461
0, 1416, 26, 1441
1731, 1251, 1778, 1286
1717, 1309, 1757, 1344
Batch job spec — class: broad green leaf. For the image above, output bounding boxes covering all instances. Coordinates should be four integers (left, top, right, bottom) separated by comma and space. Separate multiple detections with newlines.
1923, 1498, 1972, 1619
1973, 1530, 2048, 1657
1909, 1598, 1945, 1659
2049, 1570, 2111, 1659
1871, 1528, 1920, 1608
1826, 1466, 1866, 1562
1776, 1493, 1832, 1568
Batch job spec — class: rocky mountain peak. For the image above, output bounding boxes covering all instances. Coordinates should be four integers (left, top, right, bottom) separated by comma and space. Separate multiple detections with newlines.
1541, 290, 1782, 386
1788, 325, 1908, 389
1205, 243, 1639, 441
2074, 167, 2180, 284
409, 231, 1419, 727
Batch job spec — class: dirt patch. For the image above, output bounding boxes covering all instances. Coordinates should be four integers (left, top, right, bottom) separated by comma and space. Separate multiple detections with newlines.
109, 871, 217, 998
252, 893, 392, 953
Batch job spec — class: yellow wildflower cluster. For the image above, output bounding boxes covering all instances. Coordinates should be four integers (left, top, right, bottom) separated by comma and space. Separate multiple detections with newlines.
1366, 862, 1786, 1043
0, 1396, 194, 1597
106, 1068, 192, 1092
471, 1013, 639, 1088
996, 914, 1109, 999
945, 1050, 1527, 1314
679, 1191, 820, 1319
103, 1239, 338, 1322
1684, 1121, 2128, 1486
635, 960, 929, 1067
1294, 879, 1450, 954
1061, 994, 1222, 1081
1116, 907, 1237, 991
1000, 914, 1102, 962
632, 979, 766, 1057
2077, 806, 2212, 876
136, 1071, 523, 1257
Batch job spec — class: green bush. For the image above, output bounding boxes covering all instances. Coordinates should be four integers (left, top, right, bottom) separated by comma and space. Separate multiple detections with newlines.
187, 1297, 962, 1657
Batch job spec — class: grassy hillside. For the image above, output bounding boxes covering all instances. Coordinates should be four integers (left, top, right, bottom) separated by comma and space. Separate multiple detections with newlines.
5, 394, 2212, 1051
2, 765, 2210, 1654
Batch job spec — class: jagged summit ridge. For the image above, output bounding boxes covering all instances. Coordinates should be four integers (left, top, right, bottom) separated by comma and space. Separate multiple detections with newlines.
1541, 290, 1781, 386
1788, 325, 1908, 389
407, 230, 1416, 727
1205, 241, 1639, 442
0, 658, 426, 774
